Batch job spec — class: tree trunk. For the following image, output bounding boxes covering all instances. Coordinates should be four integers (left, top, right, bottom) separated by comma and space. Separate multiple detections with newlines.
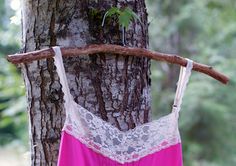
20, 0, 150, 165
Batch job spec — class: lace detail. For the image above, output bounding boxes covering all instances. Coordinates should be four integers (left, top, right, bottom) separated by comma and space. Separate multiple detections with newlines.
52, 46, 193, 164
63, 101, 181, 164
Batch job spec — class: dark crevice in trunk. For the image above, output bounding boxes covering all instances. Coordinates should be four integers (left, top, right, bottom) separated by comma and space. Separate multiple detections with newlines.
49, 10, 57, 46
89, 55, 108, 121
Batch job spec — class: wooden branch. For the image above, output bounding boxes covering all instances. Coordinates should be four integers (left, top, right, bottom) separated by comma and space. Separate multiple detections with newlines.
7, 44, 229, 84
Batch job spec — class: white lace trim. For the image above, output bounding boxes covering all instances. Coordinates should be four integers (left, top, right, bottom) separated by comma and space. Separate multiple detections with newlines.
62, 101, 181, 164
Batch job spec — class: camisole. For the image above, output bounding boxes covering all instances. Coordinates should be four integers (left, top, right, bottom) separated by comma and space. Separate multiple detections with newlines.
52, 46, 193, 166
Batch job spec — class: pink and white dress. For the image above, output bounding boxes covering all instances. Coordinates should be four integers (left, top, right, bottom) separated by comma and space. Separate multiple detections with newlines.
52, 46, 193, 166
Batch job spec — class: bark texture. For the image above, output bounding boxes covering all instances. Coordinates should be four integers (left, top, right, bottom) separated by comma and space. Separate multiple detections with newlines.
21, 0, 150, 165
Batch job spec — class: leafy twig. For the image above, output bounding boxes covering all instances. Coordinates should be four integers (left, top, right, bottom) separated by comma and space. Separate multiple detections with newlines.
102, 7, 142, 45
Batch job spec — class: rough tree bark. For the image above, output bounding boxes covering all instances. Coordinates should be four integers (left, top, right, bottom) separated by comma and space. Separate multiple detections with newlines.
20, 0, 150, 165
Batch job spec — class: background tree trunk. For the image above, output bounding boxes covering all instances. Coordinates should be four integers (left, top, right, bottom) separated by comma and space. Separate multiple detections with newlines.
20, 0, 150, 165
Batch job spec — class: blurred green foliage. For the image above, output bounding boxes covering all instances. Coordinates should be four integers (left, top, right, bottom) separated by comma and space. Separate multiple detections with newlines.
0, 0, 235, 165
147, 0, 236, 165
0, 0, 27, 146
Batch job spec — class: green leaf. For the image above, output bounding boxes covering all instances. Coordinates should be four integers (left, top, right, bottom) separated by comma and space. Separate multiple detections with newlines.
102, 7, 121, 26
119, 8, 134, 28
106, 7, 120, 17
102, 7, 141, 28
123, 7, 143, 25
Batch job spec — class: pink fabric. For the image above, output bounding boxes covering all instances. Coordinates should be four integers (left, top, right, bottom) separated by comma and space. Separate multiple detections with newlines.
58, 131, 183, 166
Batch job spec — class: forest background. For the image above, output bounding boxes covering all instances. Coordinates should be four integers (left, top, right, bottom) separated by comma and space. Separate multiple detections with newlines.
0, 0, 235, 165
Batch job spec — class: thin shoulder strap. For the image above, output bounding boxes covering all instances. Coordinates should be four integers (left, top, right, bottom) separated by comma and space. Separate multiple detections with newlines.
52, 46, 73, 104
173, 58, 193, 113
